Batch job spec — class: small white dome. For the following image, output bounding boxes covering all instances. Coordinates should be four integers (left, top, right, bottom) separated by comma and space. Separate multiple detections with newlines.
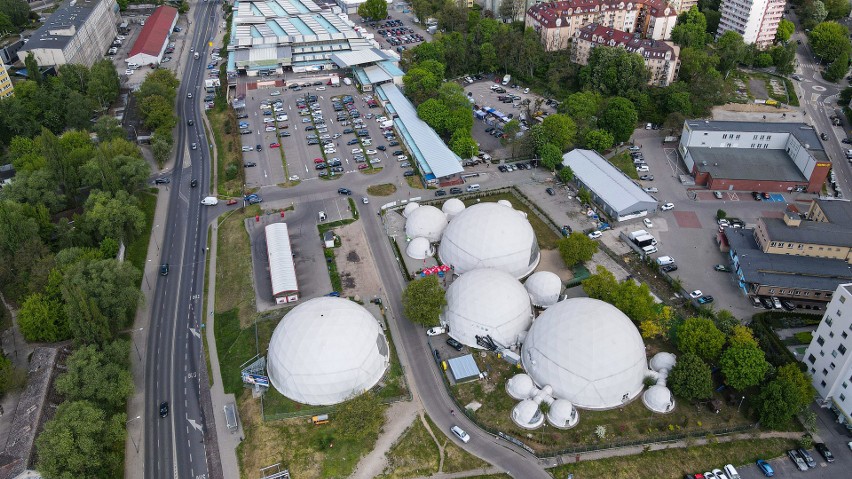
643, 385, 675, 413
405, 237, 434, 260
403, 202, 420, 218
439, 202, 540, 279
525, 271, 562, 308
516, 210, 528, 218
649, 352, 677, 372
497, 199, 513, 208
443, 269, 533, 349
511, 399, 545, 429
506, 374, 537, 400
547, 399, 579, 429
441, 198, 465, 219
405, 205, 447, 242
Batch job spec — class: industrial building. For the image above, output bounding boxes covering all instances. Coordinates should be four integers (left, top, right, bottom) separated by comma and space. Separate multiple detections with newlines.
0, 63, 13, 98
678, 120, 830, 194
803, 283, 852, 434
264, 223, 299, 304
125, 5, 178, 67
562, 149, 658, 222
20, 0, 120, 67
717, 0, 785, 48
227, 0, 373, 74
330, 49, 404, 92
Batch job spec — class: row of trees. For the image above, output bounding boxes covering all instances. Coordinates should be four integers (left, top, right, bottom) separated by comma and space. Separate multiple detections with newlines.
0, 0, 34, 35
808, 21, 852, 82
0, 59, 121, 148
136, 69, 180, 167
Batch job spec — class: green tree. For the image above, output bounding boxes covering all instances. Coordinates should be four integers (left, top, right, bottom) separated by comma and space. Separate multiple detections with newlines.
601, 97, 638, 143
771, 43, 797, 74
25, 52, 40, 84
669, 352, 713, 401
824, 51, 850, 82
776, 19, 795, 43
776, 363, 816, 411
63, 258, 142, 334
564, 91, 602, 130
824, 0, 852, 20
713, 309, 739, 335
416, 98, 448, 132
449, 130, 478, 158
402, 276, 446, 327
809, 21, 851, 63
501, 119, 523, 158
151, 133, 173, 169
0, 13, 12, 35
335, 392, 385, 440
677, 317, 726, 363
728, 324, 759, 348
17, 293, 69, 342
802, 0, 829, 30
92, 116, 125, 142
755, 378, 800, 429
479, 42, 498, 73
357, 0, 388, 21
0, 0, 31, 27
672, 6, 709, 48
540, 113, 577, 151
715, 30, 746, 74
557, 165, 574, 183
557, 232, 599, 267
87, 59, 121, 110
582, 265, 619, 304
580, 47, 649, 97
35, 401, 126, 479
82, 190, 145, 244
54, 341, 133, 413
0, 354, 19, 394
539, 143, 563, 170
720, 344, 769, 390
584, 129, 614, 152
402, 67, 439, 105
443, 108, 474, 136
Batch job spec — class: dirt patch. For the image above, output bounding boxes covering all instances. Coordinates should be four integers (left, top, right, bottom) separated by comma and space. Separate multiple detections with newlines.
534, 249, 574, 282
333, 221, 383, 299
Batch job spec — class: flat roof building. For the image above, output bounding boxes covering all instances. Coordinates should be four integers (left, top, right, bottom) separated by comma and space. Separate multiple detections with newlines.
126, 5, 178, 66
679, 120, 830, 194
20, 0, 120, 67
717, 0, 785, 49
265, 223, 299, 304
562, 149, 658, 222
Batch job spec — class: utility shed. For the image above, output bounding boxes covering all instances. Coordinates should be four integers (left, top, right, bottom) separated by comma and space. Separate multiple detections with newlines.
265, 223, 299, 304
447, 354, 481, 383
562, 149, 658, 222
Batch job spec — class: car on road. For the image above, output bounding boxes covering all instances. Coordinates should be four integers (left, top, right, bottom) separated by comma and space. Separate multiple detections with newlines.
255, 144, 262, 151
191, 142, 198, 150
369, 158, 381, 164
643, 187, 658, 193
661, 264, 678, 272
160, 263, 169, 276
450, 187, 462, 194
190, 179, 198, 188
714, 264, 731, 272
689, 290, 703, 299
159, 401, 169, 418
244, 162, 257, 167
241, 146, 253, 152
711, 469, 728, 479
640, 175, 654, 181
366, 149, 377, 155
426, 326, 446, 336
446, 337, 463, 351
270, 90, 281, 96
814, 442, 834, 462
244, 194, 263, 205
661, 202, 674, 211
435, 189, 447, 197
697, 295, 714, 304
756, 459, 773, 476
226, 199, 238, 206
546, 187, 555, 196
187, 92, 193, 99
154, 177, 170, 184
628, 145, 641, 151
362, 197, 369, 204
338, 188, 352, 195
450, 425, 470, 443
588, 231, 602, 239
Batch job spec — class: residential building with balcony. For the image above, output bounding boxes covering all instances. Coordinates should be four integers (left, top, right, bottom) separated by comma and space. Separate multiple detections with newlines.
717, 0, 786, 48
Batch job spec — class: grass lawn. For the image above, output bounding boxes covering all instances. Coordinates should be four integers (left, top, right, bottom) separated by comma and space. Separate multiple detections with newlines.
423, 414, 489, 474
548, 437, 796, 479
207, 108, 245, 197
461, 192, 561, 250
360, 167, 383, 175
406, 176, 425, 189
126, 190, 158, 273
377, 416, 440, 478
215, 310, 280, 396
367, 183, 398, 196
608, 152, 639, 180
215, 206, 259, 323
452, 353, 756, 455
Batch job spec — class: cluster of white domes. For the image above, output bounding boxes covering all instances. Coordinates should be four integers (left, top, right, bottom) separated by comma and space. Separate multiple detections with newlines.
643, 352, 677, 413
506, 374, 578, 429
524, 271, 562, 308
266, 297, 389, 406
442, 269, 532, 349
405, 237, 434, 260
404, 205, 447, 242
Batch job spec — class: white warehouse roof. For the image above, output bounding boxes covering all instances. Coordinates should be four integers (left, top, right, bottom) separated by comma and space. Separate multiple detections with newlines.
266, 297, 389, 405
562, 149, 658, 220
265, 223, 298, 297
522, 298, 648, 410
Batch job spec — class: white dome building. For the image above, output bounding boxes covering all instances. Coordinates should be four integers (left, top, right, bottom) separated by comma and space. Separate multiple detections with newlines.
402, 202, 420, 218
522, 298, 648, 410
443, 269, 533, 349
405, 237, 434, 260
497, 199, 513, 208
649, 352, 677, 372
511, 399, 545, 429
405, 205, 447, 242
525, 271, 562, 308
267, 297, 390, 406
643, 385, 675, 413
547, 399, 579, 429
506, 373, 536, 400
438, 202, 540, 279
441, 198, 465, 219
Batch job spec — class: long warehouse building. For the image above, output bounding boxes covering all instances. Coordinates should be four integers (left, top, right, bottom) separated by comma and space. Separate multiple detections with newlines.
265, 223, 299, 304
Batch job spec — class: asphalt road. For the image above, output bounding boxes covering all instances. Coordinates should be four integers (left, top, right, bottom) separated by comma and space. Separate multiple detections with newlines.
143, 1, 220, 478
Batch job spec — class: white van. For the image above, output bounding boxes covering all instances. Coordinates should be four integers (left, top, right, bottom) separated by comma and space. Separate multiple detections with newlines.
641, 245, 658, 255
655, 256, 675, 266
466, 184, 481, 192
723, 464, 741, 479
201, 197, 219, 206
127, 62, 139, 69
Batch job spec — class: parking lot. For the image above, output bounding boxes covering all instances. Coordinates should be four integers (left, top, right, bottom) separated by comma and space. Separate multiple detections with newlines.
106, 11, 191, 89
238, 78, 410, 189
351, 9, 431, 54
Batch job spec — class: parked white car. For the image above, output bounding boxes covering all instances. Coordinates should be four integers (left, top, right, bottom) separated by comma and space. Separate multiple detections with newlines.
426, 326, 446, 336
661, 202, 674, 211
588, 231, 602, 239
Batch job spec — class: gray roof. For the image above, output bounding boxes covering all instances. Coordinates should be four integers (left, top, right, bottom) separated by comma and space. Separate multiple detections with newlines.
762, 217, 852, 248
562, 149, 658, 215
688, 147, 807, 182
363, 64, 392, 84
378, 84, 463, 179
21, 0, 105, 52
447, 354, 481, 382
726, 228, 852, 292
330, 48, 388, 67
814, 198, 852, 227
684, 120, 824, 152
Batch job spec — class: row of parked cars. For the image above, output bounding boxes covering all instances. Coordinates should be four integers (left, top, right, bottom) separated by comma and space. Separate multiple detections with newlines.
684, 464, 741, 479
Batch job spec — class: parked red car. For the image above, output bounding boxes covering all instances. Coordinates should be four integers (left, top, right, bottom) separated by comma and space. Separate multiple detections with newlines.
269, 142, 280, 148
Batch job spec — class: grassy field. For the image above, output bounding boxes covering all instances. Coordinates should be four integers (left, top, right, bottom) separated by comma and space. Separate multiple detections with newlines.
548, 437, 796, 479
126, 190, 158, 272
452, 353, 756, 454
367, 183, 398, 196
377, 416, 440, 478
423, 414, 489, 474
215, 206, 259, 323
608, 152, 639, 180
207, 107, 245, 197
406, 176, 425, 189
215, 311, 280, 395
461, 192, 561, 250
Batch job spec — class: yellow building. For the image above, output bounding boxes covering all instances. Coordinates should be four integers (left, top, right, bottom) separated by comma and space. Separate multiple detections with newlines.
0, 63, 13, 98
750, 200, 852, 263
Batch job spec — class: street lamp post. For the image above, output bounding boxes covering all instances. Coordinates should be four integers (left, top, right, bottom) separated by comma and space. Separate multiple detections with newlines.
738, 395, 745, 412
126, 415, 141, 453
130, 327, 144, 361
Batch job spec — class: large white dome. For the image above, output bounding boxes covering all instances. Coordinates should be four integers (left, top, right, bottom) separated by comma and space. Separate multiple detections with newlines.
443, 269, 532, 348
267, 297, 389, 405
525, 271, 562, 308
522, 298, 648, 410
405, 237, 434, 260
405, 205, 446, 242
438, 202, 540, 279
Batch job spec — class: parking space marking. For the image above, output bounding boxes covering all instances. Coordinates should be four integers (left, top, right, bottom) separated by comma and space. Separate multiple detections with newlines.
727, 191, 740, 201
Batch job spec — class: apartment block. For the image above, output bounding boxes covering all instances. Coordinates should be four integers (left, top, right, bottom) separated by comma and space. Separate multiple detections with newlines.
0, 63, 13, 98
717, 0, 786, 48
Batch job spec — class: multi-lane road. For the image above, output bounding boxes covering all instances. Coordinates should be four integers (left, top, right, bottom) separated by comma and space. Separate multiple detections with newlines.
143, 1, 219, 478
